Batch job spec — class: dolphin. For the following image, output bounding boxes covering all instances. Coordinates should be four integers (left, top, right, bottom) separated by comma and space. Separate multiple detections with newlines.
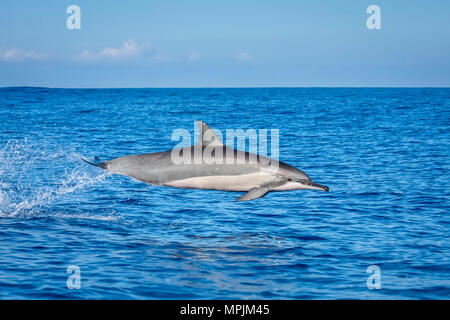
82, 121, 329, 201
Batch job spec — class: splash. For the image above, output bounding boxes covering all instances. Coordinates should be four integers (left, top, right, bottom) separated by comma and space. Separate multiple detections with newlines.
6, 170, 108, 217
0, 138, 116, 220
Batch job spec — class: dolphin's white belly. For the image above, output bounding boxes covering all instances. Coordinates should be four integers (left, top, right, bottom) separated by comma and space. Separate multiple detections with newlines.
165, 172, 276, 191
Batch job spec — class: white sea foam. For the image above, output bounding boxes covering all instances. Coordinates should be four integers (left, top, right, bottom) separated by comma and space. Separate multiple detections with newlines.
0, 139, 116, 220
7, 171, 108, 217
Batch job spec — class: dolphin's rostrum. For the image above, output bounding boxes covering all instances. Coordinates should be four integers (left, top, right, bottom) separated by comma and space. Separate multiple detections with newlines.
82, 121, 329, 201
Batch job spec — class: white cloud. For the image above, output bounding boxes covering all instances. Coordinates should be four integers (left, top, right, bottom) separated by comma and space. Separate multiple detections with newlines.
0, 48, 47, 62
77, 40, 174, 64
77, 40, 139, 61
188, 52, 200, 61
236, 52, 252, 61
76, 49, 96, 61
101, 40, 137, 58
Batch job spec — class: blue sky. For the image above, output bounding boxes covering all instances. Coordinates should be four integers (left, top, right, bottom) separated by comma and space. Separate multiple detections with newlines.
0, 0, 449, 87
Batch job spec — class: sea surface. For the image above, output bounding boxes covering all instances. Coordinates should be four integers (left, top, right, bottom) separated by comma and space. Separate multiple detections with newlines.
0, 87, 449, 299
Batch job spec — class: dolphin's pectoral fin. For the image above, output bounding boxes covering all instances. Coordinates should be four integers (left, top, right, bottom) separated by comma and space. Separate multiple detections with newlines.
237, 186, 271, 202
237, 180, 286, 202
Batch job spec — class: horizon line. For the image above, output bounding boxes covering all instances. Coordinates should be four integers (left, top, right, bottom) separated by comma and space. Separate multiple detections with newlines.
1, 85, 450, 90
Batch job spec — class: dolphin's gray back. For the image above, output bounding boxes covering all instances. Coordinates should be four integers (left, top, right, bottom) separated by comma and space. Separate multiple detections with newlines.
104, 145, 310, 185
104, 147, 271, 185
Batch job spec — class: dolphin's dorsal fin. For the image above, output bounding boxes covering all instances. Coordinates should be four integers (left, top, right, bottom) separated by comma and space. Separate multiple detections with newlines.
196, 120, 223, 147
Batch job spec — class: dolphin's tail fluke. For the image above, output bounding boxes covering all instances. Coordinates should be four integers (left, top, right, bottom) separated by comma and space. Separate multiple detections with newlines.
81, 158, 107, 170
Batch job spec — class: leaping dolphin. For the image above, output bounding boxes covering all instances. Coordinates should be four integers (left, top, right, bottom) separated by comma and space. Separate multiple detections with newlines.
82, 121, 329, 201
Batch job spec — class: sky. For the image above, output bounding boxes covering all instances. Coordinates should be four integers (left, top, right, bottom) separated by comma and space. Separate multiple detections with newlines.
0, 0, 449, 88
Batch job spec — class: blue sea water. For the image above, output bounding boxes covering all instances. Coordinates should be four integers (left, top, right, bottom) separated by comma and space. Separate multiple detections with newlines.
0, 87, 449, 299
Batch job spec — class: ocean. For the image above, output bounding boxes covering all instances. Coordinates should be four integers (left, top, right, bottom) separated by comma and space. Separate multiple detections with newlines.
0, 87, 448, 299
